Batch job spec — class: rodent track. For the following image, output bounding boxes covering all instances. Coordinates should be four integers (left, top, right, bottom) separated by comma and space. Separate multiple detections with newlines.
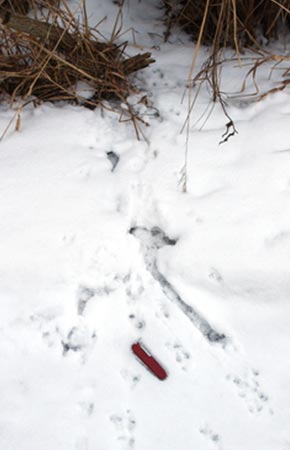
226, 368, 273, 415
199, 424, 224, 450
110, 409, 136, 449
30, 312, 97, 362
165, 340, 191, 371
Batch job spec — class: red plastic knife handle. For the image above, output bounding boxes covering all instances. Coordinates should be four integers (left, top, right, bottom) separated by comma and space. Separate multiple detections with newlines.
132, 342, 168, 381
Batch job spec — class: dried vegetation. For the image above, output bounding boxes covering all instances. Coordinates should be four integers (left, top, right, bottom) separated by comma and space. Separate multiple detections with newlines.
162, 0, 290, 192
164, 0, 290, 133
0, 0, 154, 136
163, 0, 290, 47
0, 1, 289, 139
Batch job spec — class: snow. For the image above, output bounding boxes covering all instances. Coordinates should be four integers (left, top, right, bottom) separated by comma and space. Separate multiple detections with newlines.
1, 1, 290, 449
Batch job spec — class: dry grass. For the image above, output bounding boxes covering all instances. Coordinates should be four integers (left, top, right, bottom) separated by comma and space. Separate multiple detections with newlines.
164, 0, 290, 48
163, 1, 290, 122
0, 0, 60, 16
163, 1, 290, 190
0, 0, 154, 137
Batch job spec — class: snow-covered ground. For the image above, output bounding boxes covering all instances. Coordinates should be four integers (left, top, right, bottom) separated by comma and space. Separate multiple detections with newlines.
1, 1, 290, 449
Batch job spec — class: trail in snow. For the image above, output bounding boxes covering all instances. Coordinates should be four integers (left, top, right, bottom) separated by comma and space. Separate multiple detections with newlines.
122, 161, 274, 421
129, 225, 227, 345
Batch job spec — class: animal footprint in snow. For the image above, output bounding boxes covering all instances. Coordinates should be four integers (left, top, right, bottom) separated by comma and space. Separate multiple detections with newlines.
78, 400, 94, 417
110, 410, 136, 448
30, 311, 62, 349
121, 369, 141, 389
208, 267, 223, 284
125, 273, 145, 301
155, 301, 170, 320
199, 425, 223, 450
77, 285, 95, 315
128, 313, 146, 330
30, 311, 97, 362
62, 325, 97, 360
166, 341, 191, 371
226, 368, 272, 414
160, 302, 170, 319
107, 150, 120, 172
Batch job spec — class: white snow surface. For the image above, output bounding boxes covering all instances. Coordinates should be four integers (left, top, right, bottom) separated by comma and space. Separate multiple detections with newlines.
1, 1, 290, 449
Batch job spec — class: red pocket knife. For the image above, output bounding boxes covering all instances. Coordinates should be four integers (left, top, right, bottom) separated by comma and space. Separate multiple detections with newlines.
131, 341, 168, 381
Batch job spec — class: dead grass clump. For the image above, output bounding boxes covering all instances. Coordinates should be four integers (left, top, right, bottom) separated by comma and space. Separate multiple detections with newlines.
163, 0, 290, 48
0, 0, 60, 15
0, 1, 154, 136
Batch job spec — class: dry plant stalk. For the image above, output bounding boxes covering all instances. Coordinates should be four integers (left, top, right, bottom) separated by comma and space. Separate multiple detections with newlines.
0, 0, 154, 136
164, 0, 290, 128
164, 0, 290, 47
164, 0, 289, 191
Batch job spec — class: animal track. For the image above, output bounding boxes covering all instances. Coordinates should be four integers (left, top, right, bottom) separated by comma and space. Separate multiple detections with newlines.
30, 312, 61, 349
160, 302, 170, 319
166, 340, 191, 371
107, 150, 120, 172
226, 368, 272, 415
120, 369, 142, 389
77, 280, 121, 315
77, 285, 95, 315
125, 273, 145, 302
110, 409, 136, 449
129, 226, 227, 345
128, 313, 146, 330
78, 400, 94, 417
208, 267, 223, 284
30, 313, 97, 361
62, 325, 97, 358
199, 425, 223, 450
